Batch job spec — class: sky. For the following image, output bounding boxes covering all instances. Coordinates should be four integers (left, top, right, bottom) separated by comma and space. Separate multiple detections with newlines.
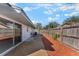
16, 3, 79, 26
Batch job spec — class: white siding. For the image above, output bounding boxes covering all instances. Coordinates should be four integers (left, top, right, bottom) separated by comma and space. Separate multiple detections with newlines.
22, 25, 31, 41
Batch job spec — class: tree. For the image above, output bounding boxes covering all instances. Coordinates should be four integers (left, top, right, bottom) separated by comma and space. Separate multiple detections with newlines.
34, 23, 42, 31
62, 16, 79, 25
43, 21, 60, 29
48, 21, 59, 28
43, 25, 49, 29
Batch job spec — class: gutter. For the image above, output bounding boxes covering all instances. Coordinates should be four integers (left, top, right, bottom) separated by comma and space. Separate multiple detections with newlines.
6, 3, 35, 28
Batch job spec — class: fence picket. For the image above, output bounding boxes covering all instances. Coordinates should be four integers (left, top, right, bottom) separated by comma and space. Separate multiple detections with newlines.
53, 24, 79, 50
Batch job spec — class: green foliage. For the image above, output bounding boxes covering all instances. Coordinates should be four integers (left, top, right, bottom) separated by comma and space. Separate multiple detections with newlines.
52, 32, 60, 40
49, 22, 59, 28
43, 21, 60, 29
34, 23, 42, 30
62, 16, 79, 25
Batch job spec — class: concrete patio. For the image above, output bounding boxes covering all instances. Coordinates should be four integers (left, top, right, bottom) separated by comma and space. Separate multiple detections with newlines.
5, 35, 48, 56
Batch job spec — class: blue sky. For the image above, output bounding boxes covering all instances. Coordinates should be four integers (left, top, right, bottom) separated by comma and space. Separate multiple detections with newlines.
16, 3, 79, 26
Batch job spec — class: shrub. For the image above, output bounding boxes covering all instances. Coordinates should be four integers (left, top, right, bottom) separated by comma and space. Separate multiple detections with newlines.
52, 32, 60, 40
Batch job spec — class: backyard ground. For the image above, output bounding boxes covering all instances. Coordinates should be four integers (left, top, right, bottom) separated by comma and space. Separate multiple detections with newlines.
42, 33, 79, 56
6, 33, 79, 56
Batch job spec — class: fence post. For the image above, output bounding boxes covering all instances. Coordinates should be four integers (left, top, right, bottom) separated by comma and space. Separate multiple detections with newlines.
61, 27, 63, 42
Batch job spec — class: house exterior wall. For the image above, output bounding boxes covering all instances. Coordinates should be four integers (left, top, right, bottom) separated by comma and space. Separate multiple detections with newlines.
22, 25, 31, 41
0, 14, 33, 42
0, 4, 34, 55
0, 14, 34, 55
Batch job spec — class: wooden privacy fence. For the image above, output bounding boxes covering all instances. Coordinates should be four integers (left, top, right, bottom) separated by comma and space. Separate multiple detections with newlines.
53, 24, 79, 50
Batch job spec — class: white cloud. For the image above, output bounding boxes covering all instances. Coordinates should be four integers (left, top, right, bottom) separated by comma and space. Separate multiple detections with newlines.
31, 18, 41, 24
75, 3, 79, 12
64, 4, 79, 17
36, 3, 53, 7
53, 9, 57, 12
23, 7, 32, 11
23, 3, 54, 12
44, 9, 54, 15
43, 6, 57, 15
23, 6, 40, 12
57, 3, 63, 6
64, 12, 79, 17
48, 17, 53, 21
59, 5, 74, 11
64, 14, 69, 16
44, 6, 51, 9
32, 20, 39, 24
58, 3, 79, 12
48, 17, 57, 22
44, 6, 57, 12
56, 14, 60, 17
32, 6, 40, 10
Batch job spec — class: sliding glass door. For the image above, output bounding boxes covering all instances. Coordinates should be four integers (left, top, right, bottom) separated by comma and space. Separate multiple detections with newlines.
14, 23, 22, 45
0, 18, 14, 54
0, 18, 22, 54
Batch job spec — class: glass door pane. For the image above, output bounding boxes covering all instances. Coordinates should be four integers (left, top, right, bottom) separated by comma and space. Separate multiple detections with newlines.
0, 18, 22, 54
0, 18, 14, 54
14, 23, 22, 45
